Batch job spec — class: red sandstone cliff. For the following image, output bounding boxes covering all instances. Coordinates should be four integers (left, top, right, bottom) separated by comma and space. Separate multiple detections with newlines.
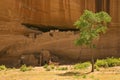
0, 0, 119, 29
0, 0, 120, 67
0, 0, 96, 29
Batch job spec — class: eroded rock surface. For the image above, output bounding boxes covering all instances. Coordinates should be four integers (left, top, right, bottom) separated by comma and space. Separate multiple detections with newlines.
0, 30, 120, 67
0, 0, 120, 67
0, 0, 96, 29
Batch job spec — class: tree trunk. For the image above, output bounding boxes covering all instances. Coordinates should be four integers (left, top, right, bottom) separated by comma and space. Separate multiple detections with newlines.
91, 47, 95, 72
91, 55, 95, 72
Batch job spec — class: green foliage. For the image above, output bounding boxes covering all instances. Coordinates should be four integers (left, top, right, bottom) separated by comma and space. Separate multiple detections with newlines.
0, 65, 7, 71
95, 57, 120, 68
20, 64, 33, 72
43, 64, 68, 71
95, 65, 100, 71
82, 74, 87, 79
90, 75, 95, 79
74, 10, 111, 48
95, 59, 108, 68
74, 62, 91, 70
43, 64, 55, 71
106, 57, 120, 67
56, 67, 68, 71
49, 65, 55, 70
43, 64, 49, 69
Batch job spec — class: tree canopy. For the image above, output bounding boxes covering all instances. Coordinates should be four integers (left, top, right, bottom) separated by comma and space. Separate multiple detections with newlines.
74, 10, 111, 48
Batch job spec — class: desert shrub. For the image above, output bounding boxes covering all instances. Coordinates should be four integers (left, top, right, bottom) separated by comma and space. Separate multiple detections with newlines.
43, 64, 49, 69
43, 64, 68, 71
82, 74, 87, 79
106, 57, 120, 67
56, 67, 68, 71
43, 64, 55, 71
0, 65, 7, 71
95, 65, 100, 71
49, 64, 55, 69
20, 64, 32, 72
96, 57, 120, 68
95, 59, 108, 68
74, 62, 91, 70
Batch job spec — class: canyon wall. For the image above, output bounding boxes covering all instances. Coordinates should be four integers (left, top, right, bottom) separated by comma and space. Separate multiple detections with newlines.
0, 0, 96, 29
0, 0, 119, 29
0, 0, 120, 67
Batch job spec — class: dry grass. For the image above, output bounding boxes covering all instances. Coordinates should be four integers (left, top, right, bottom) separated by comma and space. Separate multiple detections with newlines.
0, 66, 120, 80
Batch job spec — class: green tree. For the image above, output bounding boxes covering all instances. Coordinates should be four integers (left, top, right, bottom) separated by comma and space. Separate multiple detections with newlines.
74, 10, 111, 72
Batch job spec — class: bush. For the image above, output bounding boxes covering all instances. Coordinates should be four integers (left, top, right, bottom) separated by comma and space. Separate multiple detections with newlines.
74, 62, 91, 70
106, 57, 120, 67
43, 64, 68, 71
95, 59, 108, 68
43, 64, 55, 71
20, 64, 32, 72
49, 65, 55, 70
0, 65, 7, 71
43, 64, 49, 69
82, 74, 87, 79
95, 65, 100, 71
56, 67, 68, 71
96, 57, 120, 68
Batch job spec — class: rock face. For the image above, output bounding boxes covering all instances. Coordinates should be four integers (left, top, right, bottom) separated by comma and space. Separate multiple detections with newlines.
0, 0, 120, 29
0, 30, 120, 67
0, 0, 96, 29
20, 0, 95, 29
0, 0, 120, 67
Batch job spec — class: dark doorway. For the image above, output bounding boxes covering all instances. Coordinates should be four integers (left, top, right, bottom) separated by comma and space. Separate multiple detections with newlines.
95, 0, 110, 13
95, 0, 103, 12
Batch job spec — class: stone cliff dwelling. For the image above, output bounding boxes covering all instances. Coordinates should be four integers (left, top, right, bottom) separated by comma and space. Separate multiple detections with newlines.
0, 0, 120, 67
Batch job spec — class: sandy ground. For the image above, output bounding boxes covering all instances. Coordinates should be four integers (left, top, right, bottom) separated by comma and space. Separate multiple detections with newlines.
0, 66, 120, 80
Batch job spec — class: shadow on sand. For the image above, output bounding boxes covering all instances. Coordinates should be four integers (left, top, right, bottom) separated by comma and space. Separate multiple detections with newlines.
56, 71, 91, 77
